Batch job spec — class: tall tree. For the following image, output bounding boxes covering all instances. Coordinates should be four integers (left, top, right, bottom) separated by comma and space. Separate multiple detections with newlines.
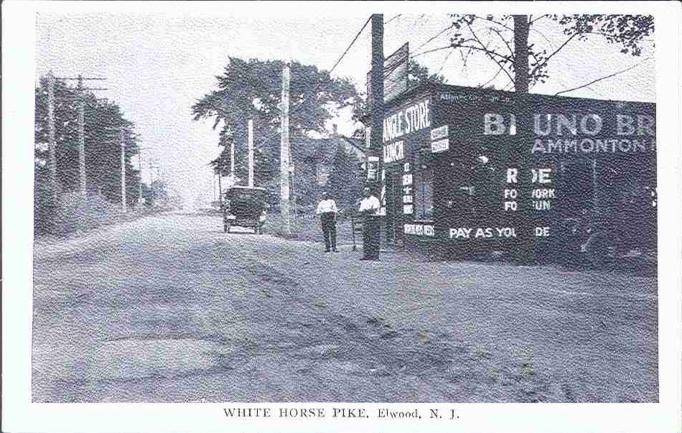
408, 59, 447, 87
34, 76, 142, 205
192, 57, 360, 189
418, 14, 655, 93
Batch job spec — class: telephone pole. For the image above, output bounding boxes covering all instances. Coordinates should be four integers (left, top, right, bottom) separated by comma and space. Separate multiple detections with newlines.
217, 166, 223, 206
369, 14, 384, 161
120, 128, 127, 212
248, 119, 254, 187
135, 147, 149, 206
54, 73, 107, 196
230, 138, 235, 178
368, 14, 384, 257
47, 72, 57, 202
280, 63, 291, 233
77, 76, 86, 196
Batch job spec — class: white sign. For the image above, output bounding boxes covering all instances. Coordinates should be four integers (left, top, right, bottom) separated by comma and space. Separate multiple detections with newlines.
431, 138, 449, 153
404, 223, 434, 236
430, 125, 449, 141
383, 99, 431, 143
383, 141, 404, 163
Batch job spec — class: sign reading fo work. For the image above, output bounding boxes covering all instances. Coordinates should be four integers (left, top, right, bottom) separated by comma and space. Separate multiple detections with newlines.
383, 99, 431, 144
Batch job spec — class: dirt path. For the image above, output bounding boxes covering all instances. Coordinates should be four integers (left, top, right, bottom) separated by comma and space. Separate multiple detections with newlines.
32, 213, 658, 402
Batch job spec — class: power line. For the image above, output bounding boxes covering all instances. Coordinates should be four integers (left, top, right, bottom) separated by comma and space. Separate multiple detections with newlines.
555, 56, 652, 96
209, 14, 374, 175
250, 16, 373, 150
413, 23, 454, 55
385, 14, 402, 25
436, 48, 455, 77
329, 16, 371, 75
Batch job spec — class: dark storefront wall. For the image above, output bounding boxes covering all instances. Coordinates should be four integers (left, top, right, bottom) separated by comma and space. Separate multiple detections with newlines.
381, 85, 656, 259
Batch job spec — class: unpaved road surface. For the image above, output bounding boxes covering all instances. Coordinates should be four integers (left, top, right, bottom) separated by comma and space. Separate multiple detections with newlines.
32, 213, 658, 402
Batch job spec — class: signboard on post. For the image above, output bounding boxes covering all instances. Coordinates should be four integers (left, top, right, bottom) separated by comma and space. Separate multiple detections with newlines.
367, 43, 409, 107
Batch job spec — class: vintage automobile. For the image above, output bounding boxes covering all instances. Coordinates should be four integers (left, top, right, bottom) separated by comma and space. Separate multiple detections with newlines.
222, 186, 269, 234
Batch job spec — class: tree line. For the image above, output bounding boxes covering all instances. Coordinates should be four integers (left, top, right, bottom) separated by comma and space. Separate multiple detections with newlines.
34, 75, 151, 234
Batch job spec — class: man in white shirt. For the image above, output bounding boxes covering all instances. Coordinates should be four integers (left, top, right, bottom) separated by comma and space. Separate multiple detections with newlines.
358, 186, 381, 260
316, 191, 338, 252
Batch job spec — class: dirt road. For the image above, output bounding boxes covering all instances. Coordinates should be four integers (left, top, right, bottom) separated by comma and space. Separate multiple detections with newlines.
32, 212, 658, 402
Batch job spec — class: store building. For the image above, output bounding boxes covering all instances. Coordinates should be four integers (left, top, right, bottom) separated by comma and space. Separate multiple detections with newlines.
374, 83, 656, 260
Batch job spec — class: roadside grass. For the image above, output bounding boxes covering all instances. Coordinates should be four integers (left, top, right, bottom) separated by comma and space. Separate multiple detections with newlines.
35, 192, 167, 239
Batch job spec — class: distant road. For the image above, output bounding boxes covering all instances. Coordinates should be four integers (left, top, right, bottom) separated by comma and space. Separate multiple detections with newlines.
32, 212, 658, 402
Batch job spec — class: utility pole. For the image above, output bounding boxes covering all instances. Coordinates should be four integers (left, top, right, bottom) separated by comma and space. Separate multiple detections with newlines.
230, 139, 235, 178
369, 14, 384, 177
280, 63, 291, 233
248, 119, 254, 187
138, 151, 144, 205
217, 166, 223, 206
55, 74, 107, 196
136, 147, 149, 206
76, 75, 86, 196
148, 160, 159, 206
46, 71, 57, 202
513, 15, 529, 94
120, 128, 127, 212
369, 14, 384, 257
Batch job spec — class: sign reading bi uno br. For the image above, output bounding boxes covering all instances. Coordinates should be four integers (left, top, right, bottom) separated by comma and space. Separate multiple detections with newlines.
483, 112, 656, 155
383, 99, 431, 144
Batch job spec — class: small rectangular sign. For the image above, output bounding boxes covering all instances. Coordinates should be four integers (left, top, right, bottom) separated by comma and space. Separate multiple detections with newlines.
430, 125, 449, 141
404, 223, 434, 236
431, 138, 449, 153
383, 140, 404, 163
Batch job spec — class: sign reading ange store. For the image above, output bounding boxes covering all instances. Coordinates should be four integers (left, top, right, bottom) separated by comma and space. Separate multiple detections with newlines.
383, 99, 431, 143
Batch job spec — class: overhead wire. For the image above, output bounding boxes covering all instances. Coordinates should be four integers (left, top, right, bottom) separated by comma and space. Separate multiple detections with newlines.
242, 15, 372, 153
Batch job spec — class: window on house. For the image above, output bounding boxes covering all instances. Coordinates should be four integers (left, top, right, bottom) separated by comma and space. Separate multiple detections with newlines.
414, 167, 433, 220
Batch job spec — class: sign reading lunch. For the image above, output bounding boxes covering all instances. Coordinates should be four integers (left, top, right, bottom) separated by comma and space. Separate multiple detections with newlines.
383, 99, 431, 143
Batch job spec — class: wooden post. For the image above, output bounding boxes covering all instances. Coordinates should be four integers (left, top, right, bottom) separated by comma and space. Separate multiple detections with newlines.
230, 139, 235, 177
47, 71, 57, 201
217, 169, 223, 207
137, 152, 144, 206
513, 15, 529, 94
280, 63, 291, 233
248, 119, 254, 187
369, 14, 384, 191
77, 75, 86, 196
120, 129, 127, 212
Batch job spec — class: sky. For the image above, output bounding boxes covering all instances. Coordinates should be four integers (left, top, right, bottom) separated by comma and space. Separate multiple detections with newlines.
35, 8, 655, 209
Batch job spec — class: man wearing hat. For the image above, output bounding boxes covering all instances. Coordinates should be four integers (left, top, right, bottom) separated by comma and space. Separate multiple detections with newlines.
316, 191, 338, 252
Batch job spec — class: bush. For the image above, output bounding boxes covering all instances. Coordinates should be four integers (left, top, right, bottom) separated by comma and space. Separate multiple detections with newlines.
34, 190, 151, 237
